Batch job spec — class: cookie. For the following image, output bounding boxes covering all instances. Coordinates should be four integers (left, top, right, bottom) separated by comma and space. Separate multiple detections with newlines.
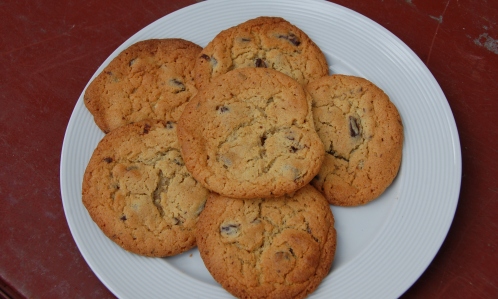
194, 16, 329, 90
196, 185, 336, 299
306, 75, 404, 206
177, 67, 325, 199
82, 120, 209, 257
84, 38, 202, 133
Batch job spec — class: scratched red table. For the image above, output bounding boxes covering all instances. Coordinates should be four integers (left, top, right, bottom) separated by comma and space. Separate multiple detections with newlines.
1, 0, 497, 298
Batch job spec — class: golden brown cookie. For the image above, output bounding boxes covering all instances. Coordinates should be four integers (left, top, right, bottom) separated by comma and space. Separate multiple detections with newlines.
82, 120, 209, 257
84, 38, 202, 133
196, 185, 336, 299
194, 16, 329, 90
177, 67, 325, 199
306, 75, 404, 206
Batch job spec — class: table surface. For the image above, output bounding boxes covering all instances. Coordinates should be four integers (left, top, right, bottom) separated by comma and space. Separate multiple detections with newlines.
1, 0, 497, 298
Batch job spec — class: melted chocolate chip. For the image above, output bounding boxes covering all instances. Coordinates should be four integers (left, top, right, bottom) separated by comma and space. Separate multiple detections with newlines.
278, 33, 301, 46
220, 223, 240, 236
200, 54, 211, 61
216, 105, 229, 113
170, 79, 185, 92
165, 121, 174, 129
120, 215, 127, 221
349, 116, 361, 137
103, 157, 113, 163
142, 123, 151, 134
260, 134, 267, 146
255, 58, 267, 68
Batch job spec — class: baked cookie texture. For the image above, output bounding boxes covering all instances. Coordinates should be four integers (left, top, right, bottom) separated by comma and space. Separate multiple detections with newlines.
306, 75, 404, 206
194, 16, 329, 90
84, 38, 202, 133
196, 185, 336, 299
177, 67, 325, 199
82, 120, 209, 257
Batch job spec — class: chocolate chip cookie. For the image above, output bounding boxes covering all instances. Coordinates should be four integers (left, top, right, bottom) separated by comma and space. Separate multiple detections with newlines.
306, 75, 404, 206
177, 67, 325, 199
82, 120, 209, 257
84, 38, 202, 133
196, 185, 336, 299
194, 16, 329, 90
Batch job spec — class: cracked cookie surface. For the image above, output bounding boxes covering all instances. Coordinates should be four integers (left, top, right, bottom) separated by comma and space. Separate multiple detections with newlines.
196, 185, 336, 299
84, 38, 202, 133
177, 67, 324, 198
193, 16, 329, 91
82, 120, 209, 257
306, 75, 404, 206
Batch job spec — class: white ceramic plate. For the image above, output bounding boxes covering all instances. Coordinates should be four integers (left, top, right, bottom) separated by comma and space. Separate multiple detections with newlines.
60, 0, 462, 298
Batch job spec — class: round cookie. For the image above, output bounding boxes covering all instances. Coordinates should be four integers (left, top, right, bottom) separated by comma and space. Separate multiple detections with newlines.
177, 67, 325, 199
84, 38, 202, 133
194, 16, 329, 91
82, 120, 209, 257
196, 185, 336, 299
306, 75, 404, 206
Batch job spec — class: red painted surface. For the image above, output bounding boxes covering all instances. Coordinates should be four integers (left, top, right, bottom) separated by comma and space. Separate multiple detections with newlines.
1, 0, 496, 298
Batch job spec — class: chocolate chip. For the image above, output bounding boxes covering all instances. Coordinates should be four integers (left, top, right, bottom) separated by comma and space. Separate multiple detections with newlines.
220, 223, 240, 236
170, 79, 186, 92
216, 105, 229, 113
142, 123, 151, 134
240, 37, 251, 42
165, 121, 174, 129
173, 216, 185, 225
349, 116, 361, 137
255, 58, 267, 68
120, 215, 127, 221
290, 146, 299, 153
260, 134, 267, 146
103, 157, 113, 163
200, 54, 218, 67
200, 54, 210, 61
278, 33, 301, 46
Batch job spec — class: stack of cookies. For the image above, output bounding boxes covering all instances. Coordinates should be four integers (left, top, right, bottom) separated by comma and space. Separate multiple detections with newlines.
82, 16, 403, 299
